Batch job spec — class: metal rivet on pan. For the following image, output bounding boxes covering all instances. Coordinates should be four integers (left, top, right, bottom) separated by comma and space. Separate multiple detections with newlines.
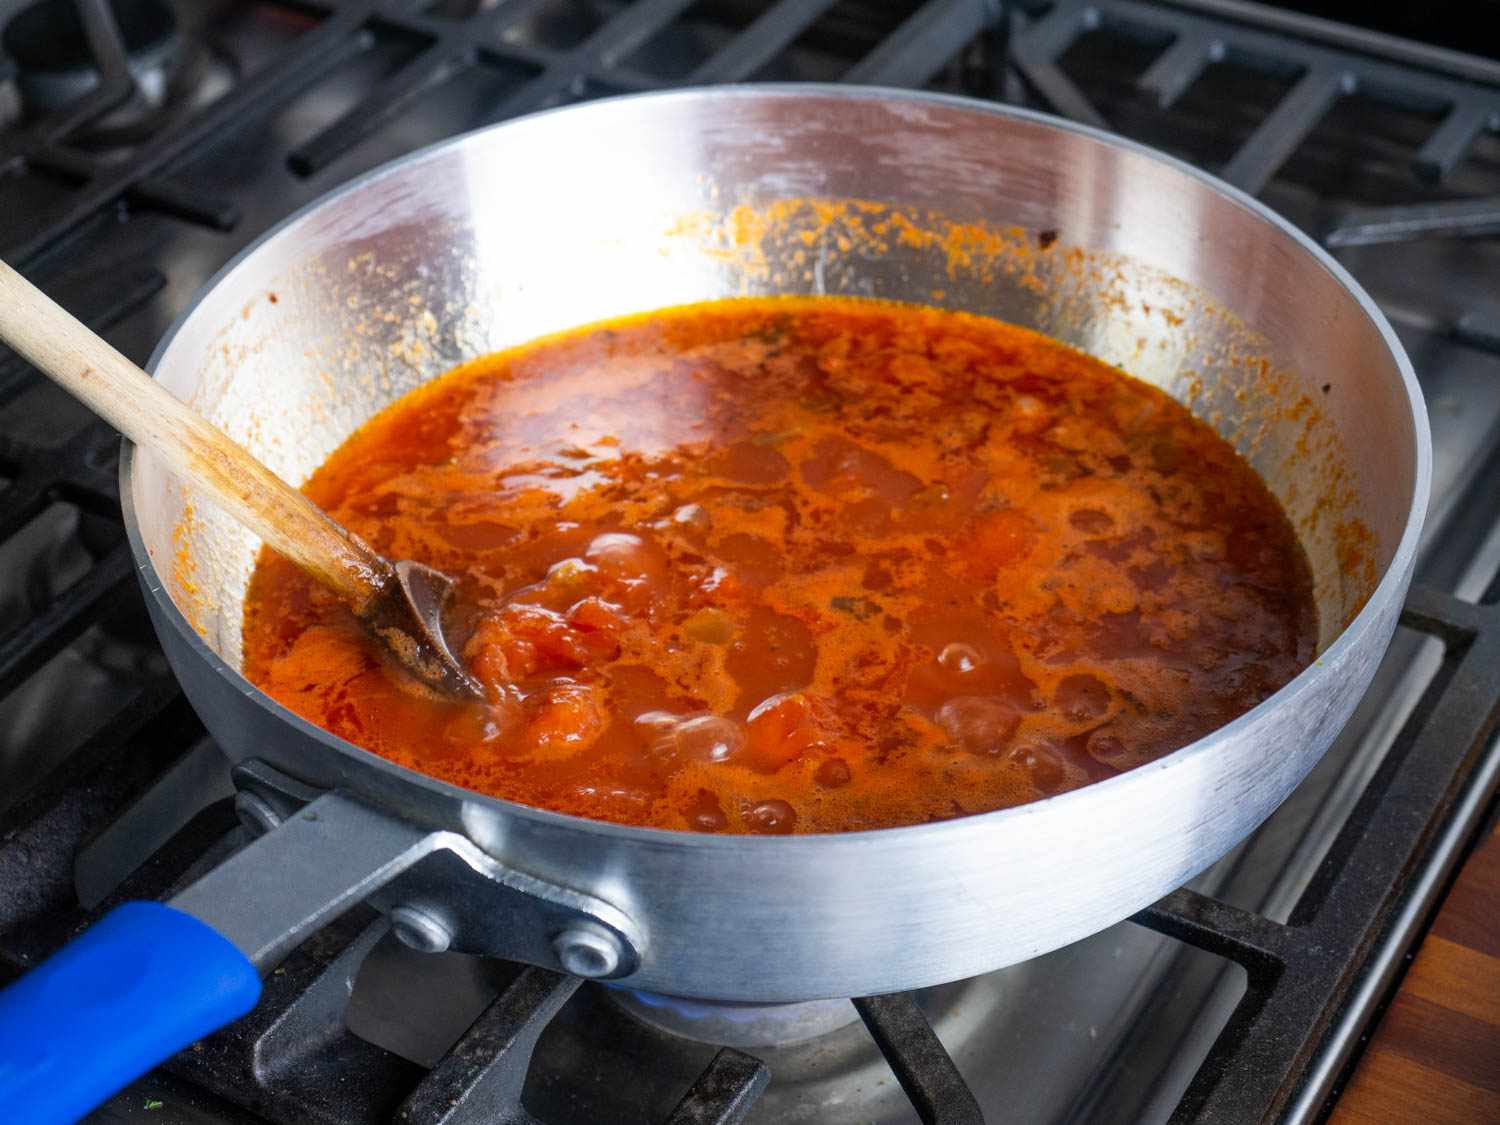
553, 923, 622, 978
234, 790, 282, 836
390, 905, 453, 953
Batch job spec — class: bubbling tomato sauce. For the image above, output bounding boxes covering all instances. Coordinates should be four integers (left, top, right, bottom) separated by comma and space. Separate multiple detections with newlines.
242, 297, 1316, 834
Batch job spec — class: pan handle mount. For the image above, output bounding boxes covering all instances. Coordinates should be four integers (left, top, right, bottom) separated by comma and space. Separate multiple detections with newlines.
0, 776, 642, 1123
215, 760, 645, 978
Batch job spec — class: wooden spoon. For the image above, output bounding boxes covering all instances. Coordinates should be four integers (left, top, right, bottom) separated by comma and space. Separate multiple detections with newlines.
0, 259, 484, 700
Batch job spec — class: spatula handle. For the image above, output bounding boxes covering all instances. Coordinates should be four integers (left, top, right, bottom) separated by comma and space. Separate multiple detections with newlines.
0, 258, 390, 610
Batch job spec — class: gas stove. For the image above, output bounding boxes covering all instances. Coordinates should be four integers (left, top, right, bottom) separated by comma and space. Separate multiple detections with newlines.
1, 2, 1498, 1122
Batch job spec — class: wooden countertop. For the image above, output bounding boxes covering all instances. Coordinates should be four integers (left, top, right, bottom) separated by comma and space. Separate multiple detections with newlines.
1331, 810, 1500, 1123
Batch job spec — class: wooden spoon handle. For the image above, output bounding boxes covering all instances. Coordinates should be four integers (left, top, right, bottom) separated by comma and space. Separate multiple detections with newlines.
0, 259, 391, 610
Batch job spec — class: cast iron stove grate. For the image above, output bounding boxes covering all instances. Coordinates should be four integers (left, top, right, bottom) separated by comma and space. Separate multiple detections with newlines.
2, 1, 1499, 1122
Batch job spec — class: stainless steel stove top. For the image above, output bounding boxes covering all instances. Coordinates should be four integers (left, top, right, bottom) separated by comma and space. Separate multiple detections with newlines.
2, 2, 1499, 1123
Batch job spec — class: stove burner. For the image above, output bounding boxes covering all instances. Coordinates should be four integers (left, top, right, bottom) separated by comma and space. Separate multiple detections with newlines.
2, 0, 179, 141
608, 988, 862, 1048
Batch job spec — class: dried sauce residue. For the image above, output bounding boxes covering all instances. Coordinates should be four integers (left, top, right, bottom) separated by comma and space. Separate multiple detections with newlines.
664, 198, 1042, 294
171, 502, 210, 638
1335, 518, 1378, 611
242, 297, 1318, 835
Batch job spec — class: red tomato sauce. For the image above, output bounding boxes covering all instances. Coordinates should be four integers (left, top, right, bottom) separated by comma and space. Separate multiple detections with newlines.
242, 297, 1316, 834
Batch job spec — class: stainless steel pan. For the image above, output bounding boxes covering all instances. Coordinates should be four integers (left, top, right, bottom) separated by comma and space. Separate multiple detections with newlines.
119, 86, 1426, 1005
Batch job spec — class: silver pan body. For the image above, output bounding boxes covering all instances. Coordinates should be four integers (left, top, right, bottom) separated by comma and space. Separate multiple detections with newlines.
121, 88, 1429, 1002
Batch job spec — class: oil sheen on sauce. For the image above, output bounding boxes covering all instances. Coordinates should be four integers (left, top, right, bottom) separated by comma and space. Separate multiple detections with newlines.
242, 297, 1317, 835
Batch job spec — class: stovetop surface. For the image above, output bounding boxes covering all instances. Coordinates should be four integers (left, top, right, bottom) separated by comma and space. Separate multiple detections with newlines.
2, 3, 1499, 1123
